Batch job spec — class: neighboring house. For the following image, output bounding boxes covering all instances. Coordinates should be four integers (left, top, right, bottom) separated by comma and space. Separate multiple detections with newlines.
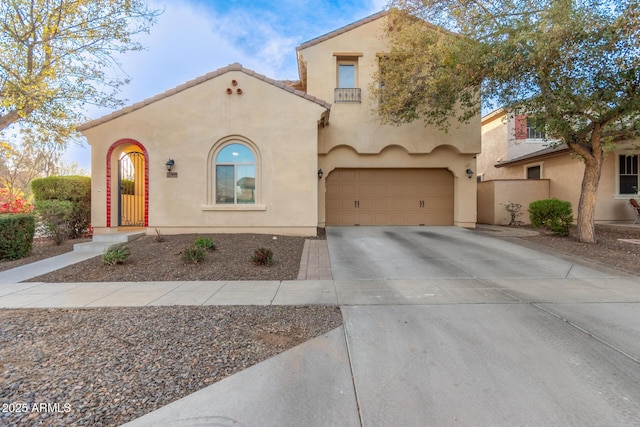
477, 109, 639, 225
80, 11, 480, 236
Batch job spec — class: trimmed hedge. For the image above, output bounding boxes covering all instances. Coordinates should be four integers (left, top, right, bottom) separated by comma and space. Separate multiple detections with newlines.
529, 198, 573, 236
31, 176, 91, 238
0, 214, 36, 260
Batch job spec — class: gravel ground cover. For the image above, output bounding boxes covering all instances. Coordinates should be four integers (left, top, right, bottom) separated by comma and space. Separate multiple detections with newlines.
0, 305, 342, 427
510, 224, 640, 275
1, 225, 639, 426
25, 233, 310, 283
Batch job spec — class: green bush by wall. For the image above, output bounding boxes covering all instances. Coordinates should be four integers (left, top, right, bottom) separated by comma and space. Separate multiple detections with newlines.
31, 176, 91, 238
529, 198, 573, 236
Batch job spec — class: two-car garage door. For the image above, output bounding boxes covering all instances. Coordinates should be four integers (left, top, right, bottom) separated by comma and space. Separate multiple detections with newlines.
326, 168, 454, 226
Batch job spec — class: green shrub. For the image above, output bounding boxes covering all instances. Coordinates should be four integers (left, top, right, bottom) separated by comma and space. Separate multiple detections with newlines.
184, 244, 206, 263
528, 198, 573, 236
0, 214, 36, 260
252, 247, 274, 266
31, 176, 91, 238
35, 200, 74, 245
194, 236, 216, 251
103, 246, 130, 266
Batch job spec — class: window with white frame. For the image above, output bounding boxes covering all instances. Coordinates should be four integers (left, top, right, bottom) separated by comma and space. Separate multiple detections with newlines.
619, 154, 639, 195
335, 56, 361, 103
526, 118, 545, 139
515, 115, 546, 140
215, 143, 256, 204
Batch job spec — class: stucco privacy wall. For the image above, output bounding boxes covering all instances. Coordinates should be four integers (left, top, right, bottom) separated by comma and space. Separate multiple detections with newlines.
491, 153, 637, 223
82, 68, 328, 235
477, 180, 550, 225
298, 13, 480, 227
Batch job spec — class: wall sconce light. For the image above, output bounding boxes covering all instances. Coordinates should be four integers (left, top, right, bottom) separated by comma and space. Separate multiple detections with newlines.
317, 168, 324, 179
166, 159, 175, 172
466, 168, 474, 179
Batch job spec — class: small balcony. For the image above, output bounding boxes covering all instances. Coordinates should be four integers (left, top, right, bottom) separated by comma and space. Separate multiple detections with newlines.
334, 88, 361, 103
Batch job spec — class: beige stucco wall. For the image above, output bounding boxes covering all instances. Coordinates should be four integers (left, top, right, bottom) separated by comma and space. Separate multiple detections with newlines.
477, 180, 550, 224
487, 153, 637, 223
300, 15, 480, 228
478, 112, 509, 181
83, 70, 327, 236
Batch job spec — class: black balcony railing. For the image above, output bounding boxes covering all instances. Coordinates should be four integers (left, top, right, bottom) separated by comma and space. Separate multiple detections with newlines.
334, 88, 361, 103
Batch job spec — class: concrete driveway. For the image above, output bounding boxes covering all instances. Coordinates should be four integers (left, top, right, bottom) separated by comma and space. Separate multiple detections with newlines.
328, 226, 640, 426
121, 226, 640, 426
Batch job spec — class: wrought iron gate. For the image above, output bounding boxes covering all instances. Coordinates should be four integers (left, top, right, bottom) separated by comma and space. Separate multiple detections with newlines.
118, 151, 145, 226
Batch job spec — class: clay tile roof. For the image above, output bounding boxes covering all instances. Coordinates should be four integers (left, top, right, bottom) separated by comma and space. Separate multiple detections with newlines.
296, 10, 389, 51
78, 63, 331, 131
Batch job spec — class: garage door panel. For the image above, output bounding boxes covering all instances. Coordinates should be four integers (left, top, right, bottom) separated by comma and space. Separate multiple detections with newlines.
326, 168, 453, 226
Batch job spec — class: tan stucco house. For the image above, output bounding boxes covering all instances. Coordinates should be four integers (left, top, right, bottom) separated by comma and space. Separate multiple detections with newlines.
477, 109, 640, 225
80, 11, 480, 236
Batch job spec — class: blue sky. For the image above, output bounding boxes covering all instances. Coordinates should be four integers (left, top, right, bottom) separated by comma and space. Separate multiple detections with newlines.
66, 0, 387, 170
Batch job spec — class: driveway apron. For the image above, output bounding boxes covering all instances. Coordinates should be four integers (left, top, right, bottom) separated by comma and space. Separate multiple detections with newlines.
328, 226, 640, 426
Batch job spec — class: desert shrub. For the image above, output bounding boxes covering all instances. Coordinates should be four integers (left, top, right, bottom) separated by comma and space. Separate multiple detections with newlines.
501, 201, 523, 226
529, 198, 573, 236
252, 247, 274, 266
0, 214, 36, 260
0, 188, 33, 214
35, 200, 74, 245
184, 244, 206, 263
154, 228, 165, 242
194, 236, 216, 250
31, 176, 91, 238
103, 246, 130, 266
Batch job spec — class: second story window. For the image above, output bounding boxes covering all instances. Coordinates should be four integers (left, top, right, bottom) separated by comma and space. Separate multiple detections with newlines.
515, 115, 546, 140
335, 56, 361, 103
527, 118, 545, 139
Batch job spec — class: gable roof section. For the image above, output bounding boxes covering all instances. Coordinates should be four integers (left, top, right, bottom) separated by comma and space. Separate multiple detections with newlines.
78, 63, 331, 131
296, 10, 389, 52
495, 143, 570, 168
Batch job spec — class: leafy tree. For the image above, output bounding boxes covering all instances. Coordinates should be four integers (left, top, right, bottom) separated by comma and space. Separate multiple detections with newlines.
0, 0, 160, 139
376, 0, 640, 243
0, 131, 64, 197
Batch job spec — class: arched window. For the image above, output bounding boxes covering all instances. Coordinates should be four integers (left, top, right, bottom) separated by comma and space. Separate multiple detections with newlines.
215, 143, 256, 204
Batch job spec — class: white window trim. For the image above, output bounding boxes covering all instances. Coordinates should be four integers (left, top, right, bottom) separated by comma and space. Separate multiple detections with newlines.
205, 136, 262, 209
614, 152, 639, 199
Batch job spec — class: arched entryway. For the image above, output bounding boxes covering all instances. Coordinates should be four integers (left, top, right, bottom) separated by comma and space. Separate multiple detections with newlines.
106, 140, 149, 228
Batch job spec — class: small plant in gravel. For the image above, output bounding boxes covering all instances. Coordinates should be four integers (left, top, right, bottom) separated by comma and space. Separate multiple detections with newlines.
184, 244, 206, 263
103, 246, 130, 266
252, 247, 274, 266
194, 236, 216, 251
154, 228, 165, 242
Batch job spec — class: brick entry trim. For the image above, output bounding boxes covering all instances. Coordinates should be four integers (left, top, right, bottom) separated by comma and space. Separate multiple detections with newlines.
106, 139, 149, 228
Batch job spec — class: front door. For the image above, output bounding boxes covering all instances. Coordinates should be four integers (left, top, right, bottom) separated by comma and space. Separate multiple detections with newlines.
118, 151, 146, 226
